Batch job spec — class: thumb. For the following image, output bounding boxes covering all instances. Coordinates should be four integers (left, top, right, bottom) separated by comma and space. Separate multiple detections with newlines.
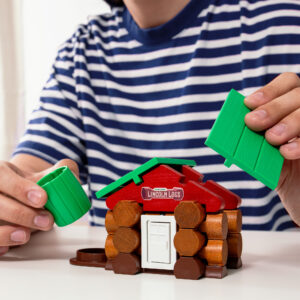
34, 159, 80, 183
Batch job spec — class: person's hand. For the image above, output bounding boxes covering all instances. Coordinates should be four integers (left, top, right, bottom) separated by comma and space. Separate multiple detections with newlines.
0, 158, 79, 256
244, 72, 300, 225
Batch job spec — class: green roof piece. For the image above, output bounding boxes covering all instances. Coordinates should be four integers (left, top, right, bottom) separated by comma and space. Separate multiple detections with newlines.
96, 157, 196, 199
205, 89, 284, 190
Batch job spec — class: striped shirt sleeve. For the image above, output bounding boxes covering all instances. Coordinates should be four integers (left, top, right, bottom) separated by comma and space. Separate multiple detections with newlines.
14, 31, 88, 183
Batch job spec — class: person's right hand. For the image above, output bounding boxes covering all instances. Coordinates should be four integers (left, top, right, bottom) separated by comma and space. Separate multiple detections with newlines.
0, 158, 79, 256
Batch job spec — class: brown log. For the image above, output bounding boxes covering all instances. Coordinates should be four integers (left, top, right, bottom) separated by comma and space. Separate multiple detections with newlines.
113, 227, 140, 253
227, 257, 242, 269
174, 257, 205, 280
224, 209, 242, 233
199, 240, 228, 266
227, 233, 242, 257
105, 259, 114, 270
205, 266, 228, 279
113, 200, 142, 227
174, 229, 205, 256
112, 253, 141, 275
174, 201, 205, 228
105, 234, 119, 259
200, 213, 228, 240
105, 210, 118, 234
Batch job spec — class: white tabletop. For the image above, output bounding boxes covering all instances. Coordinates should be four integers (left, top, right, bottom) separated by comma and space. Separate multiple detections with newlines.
0, 226, 299, 300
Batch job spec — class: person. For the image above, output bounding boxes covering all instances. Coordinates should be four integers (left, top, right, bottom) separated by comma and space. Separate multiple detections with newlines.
0, 0, 300, 255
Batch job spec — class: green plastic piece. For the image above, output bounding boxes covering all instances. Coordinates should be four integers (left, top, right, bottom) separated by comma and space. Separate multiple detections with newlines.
96, 157, 196, 199
37, 166, 91, 227
205, 89, 284, 190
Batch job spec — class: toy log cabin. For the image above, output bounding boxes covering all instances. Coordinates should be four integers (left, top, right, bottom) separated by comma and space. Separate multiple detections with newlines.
90, 157, 242, 280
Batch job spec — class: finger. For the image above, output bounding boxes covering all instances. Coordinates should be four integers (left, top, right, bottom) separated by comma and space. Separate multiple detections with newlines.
265, 108, 300, 146
0, 226, 31, 247
245, 72, 300, 109
56, 159, 80, 181
276, 159, 290, 191
245, 87, 300, 132
58, 159, 79, 175
0, 161, 47, 208
34, 159, 81, 183
0, 194, 54, 231
280, 138, 300, 160
0, 246, 9, 256
4, 161, 28, 177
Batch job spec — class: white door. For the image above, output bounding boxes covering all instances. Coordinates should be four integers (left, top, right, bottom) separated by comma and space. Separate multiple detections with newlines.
148, 222, 171, 264
141, 215, 176, 270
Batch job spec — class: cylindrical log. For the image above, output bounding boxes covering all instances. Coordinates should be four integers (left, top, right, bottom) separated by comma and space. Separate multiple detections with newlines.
205, 266, 228, 279
199, 240, 228, 266
105, 210, 118, 234
174, 229, 205, 256
112, 253, 141, 275
227, 257, 242, 269
113, 200, 142, 227
174, 257, 205, 280
105, 234, 119, 259
105, 259, 114, 270
200, 213, 228, 240
174, 201, 205, 228
224, 209, 242, 233
227, 233, 242, 257
113, 227, 140, 253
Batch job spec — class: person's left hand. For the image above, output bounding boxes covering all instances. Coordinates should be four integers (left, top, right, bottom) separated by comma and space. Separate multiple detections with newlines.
244, 72, 300, 226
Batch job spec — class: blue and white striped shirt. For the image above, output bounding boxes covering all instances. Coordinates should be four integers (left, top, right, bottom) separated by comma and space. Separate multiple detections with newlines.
15, 0, 300, 230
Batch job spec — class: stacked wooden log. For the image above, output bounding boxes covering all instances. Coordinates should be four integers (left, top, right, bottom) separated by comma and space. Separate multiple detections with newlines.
173, 200, 242, 279
199, 212, 229, 278
224, 209, 243, 269
104, 199, 242, 279
173, 201, 206, 279
104, 200, 142, 274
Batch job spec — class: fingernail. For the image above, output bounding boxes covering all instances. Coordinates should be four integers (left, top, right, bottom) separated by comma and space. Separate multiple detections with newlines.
248, 109, 267, 120
11, 230, 27, 242
246, 92, 265, 105
34, 214, 50, 228
269, 124, 286, 136
27, 190, 42, 206
283, 142, 298, 151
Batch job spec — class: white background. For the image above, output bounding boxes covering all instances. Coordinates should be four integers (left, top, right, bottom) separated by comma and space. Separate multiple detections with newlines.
22, 0, 110, 119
